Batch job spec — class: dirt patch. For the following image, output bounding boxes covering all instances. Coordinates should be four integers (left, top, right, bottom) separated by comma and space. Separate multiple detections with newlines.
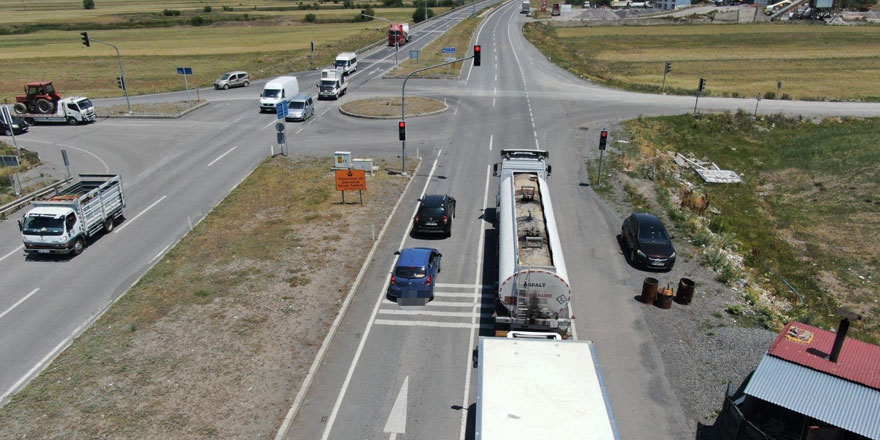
340, 96, 447, 119
0, 156, 418, 438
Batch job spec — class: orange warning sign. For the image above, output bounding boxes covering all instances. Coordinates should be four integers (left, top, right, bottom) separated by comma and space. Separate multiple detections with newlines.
335, 169, 366, 191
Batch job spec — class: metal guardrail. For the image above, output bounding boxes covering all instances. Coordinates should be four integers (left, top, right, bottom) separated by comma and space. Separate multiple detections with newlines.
0, 177, 72, 219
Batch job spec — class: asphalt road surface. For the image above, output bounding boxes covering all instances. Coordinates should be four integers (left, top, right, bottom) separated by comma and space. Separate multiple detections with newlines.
2, 0, 880, 438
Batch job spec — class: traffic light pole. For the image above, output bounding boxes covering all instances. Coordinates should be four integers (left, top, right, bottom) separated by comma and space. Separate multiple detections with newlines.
400, 52, 477, 176
90, 37, 131, 114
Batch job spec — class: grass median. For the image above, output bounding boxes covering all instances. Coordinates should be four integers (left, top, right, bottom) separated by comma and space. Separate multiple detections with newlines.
523, 22, 880, 102
593, 112, 880, 343
0, 155, 418, 437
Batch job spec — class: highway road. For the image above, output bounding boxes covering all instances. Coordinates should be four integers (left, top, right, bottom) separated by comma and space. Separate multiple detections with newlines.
3, 0, 880, 437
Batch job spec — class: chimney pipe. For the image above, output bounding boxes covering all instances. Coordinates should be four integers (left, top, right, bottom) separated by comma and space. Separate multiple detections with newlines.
829, 318, 849, 363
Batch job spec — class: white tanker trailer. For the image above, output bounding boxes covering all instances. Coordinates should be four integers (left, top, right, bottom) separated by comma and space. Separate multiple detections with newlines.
493, 149, 572, 338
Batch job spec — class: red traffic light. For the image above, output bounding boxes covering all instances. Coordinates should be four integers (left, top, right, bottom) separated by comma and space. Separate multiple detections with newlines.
399, 121, 406, 129
398, 120, 406, 141
474, 45, 481, 67
600, 130, 607, 138
599, 129, 608, 150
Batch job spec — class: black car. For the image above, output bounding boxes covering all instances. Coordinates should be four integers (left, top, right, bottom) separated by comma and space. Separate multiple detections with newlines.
413, 194, 456, 236
1, 116, 29, 136
621, 213, 676, 270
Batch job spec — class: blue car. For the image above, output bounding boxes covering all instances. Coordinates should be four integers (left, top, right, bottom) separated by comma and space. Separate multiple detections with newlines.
388, 247, 442, 304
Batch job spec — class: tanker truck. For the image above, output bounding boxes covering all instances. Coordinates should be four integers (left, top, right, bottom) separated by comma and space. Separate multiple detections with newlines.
492, 149, 572, 338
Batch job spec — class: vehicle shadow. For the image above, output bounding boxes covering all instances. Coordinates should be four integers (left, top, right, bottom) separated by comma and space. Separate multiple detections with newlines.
479, 207, 498, 337
451, 403, 477, 440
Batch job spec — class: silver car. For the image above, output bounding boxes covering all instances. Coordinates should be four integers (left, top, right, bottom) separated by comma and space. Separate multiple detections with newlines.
285, 94, 314, 122
214, 71, 250, 90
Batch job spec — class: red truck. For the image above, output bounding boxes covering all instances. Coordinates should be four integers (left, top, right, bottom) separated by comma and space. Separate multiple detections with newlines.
551, 3, 561, 15
388, 23, 410, 46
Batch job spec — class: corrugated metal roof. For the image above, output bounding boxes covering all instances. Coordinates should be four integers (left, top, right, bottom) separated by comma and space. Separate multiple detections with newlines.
744, 355, 880, 440
768, 321, 880, 389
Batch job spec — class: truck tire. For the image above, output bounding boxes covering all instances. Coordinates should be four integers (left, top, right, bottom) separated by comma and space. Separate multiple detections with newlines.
36, 98, 54, 114
25, 117, 35, 125
73, 238, 85, 256
104, 218, 115, 233
13, 103, 27, 114
66, 117, 77, 126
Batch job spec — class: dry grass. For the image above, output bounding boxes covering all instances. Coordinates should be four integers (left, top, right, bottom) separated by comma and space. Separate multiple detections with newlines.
341, 96, 447, 117
525, 23, 880, 101
0, 155, 418, 438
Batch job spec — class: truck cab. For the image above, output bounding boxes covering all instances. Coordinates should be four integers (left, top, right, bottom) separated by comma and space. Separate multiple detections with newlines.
20, 207, 86, 255
317, 68, 347, 100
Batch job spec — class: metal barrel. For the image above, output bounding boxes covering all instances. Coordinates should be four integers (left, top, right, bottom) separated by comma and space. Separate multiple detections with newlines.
674, 278, 695, 305
640, 277, 659, 304
654, 285, 674, 309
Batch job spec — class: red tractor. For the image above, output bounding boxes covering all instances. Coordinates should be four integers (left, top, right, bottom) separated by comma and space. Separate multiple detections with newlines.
14, 81, 62, 115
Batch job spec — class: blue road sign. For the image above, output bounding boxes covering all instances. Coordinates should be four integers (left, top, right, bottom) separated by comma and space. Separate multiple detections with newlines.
176, 67, 193, 75
442, 47, 456, 54
276, 100, 288, 119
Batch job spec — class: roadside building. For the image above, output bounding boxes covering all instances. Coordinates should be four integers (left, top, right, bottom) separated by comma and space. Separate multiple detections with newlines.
717, 319, 880, 440
655, 0, 691, 9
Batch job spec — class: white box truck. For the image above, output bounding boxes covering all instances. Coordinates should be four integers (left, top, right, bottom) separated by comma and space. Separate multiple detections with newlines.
19, 174, 125, 257
260, 76, 299, 113
17, 96, 96, 126
474, 336, 620, 440
317, 68, 347, 100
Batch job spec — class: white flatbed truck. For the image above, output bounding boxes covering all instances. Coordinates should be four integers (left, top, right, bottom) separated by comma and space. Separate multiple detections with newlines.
474, 336, 620, 440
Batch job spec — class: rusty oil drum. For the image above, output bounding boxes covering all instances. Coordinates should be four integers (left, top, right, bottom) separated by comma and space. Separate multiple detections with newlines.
640, 277, 659, 304
674, 277, 695, 305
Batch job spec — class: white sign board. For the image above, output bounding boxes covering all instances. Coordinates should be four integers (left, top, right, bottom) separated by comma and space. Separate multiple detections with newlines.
561, 4, 572, 12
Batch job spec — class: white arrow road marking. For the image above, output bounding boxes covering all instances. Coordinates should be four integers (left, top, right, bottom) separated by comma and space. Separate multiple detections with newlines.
384, 376, 408, 440
0, 288, 39, 321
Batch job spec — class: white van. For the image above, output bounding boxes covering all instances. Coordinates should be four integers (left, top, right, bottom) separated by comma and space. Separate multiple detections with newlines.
260, 76, 299, 113
334, 52, 358, 76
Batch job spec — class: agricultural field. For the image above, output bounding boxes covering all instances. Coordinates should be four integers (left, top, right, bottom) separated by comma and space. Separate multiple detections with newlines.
592, 113, 880, 343
524, 23, 880, 102
0, 0, 452, 100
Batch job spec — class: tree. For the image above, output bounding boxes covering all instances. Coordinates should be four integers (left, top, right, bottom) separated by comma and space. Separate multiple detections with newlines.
83, 0, 95, 9
413, 6, 435, 22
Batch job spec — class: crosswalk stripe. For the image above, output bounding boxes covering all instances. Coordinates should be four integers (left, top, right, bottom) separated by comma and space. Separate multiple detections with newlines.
435, 283, 493, 290
378, 309, 486, 318
411, 302, 495, 309
374, 319, 494, 329
433, 291, 495, 298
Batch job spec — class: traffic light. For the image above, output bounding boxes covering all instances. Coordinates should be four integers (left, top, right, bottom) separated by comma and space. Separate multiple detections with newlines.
116, 76, 125, 90
599, 129, 608, 151
398, 120, 406, 141
81, 31, 90, 47
664, 61, 671, 74
473, 45, 481, 67
698, 78, 706, 92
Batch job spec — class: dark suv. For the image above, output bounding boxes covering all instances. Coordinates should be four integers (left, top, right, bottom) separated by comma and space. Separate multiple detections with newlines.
621, 213, 676, 270
413, 194, 456, 236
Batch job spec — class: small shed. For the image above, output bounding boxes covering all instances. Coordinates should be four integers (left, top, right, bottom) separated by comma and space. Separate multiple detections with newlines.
717, 320, 880, 440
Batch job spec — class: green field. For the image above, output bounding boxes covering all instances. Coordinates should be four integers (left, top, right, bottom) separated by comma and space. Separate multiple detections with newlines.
524, 23, 880, 102
597, 113, 880, 342
0, 1, 453, 100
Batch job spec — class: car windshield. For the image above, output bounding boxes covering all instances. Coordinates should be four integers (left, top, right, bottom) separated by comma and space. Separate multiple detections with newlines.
639, 226, 669, 243
320, 80, 337, 90
262, 89, 281, 98
220, 73, 232, 80
395, 266, 426, 279
419, 206, 444, 217
335, 61, 347, 68
22, 216, 65, 236
77, 99, 93, 109
289, 101, 305, 109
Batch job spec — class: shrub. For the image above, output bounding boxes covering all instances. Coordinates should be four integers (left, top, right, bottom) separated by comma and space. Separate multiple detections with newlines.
725, 304, 744, 316
83, 0, 95, 9
222, 5, 234, 11
717, 261, 743, 284
692, 229, 713, 247
190, 16, 209, 26
413, 6, 435, 22
763, 91, 776, 100
163, 9, 181, 16
204, 5, 212, 12
702, 247, 726, 271
305, 13, 317, 22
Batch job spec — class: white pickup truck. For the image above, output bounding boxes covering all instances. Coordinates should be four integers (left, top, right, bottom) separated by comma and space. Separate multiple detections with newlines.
19, 174, 125, 257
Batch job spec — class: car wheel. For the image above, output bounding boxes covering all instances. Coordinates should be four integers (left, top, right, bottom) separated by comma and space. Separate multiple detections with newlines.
244, 81, 250, 87
3, 129, 10, 136
223, 84, 230, 90
73, 238, 85, 256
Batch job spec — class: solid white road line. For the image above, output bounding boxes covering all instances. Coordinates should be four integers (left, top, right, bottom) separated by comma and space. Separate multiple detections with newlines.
460, 164, 492, 440
20, 139, 110, 173
207, 146, 237, 167
489, 134, 493, 151
321, 107, 332, 116
0, 245, 24, 263
296, 128, 304, 134
230, 115, 245, 125
467, 1, 506, 85
264, 118, 280, 130
114, 195, 166, 234
148, 244, 171, 264
0, 288, 39, 321
319, 151, 442, 440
